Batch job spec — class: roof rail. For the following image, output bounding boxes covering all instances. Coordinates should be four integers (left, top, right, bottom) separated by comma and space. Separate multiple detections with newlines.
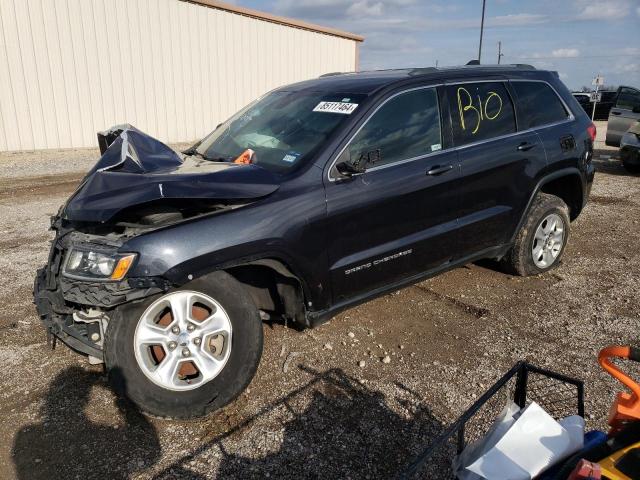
408, 67, 438, 76
461, 63, 536, 70
319, 71, 345, 77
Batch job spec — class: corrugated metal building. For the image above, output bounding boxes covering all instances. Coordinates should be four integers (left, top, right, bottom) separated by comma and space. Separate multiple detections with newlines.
0, 0, 363, 151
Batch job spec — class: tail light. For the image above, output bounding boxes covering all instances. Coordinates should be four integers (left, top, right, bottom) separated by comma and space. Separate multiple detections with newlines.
587, 123, 597, 143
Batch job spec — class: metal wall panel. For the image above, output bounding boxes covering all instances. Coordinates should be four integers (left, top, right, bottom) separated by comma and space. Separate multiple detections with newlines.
0, 0, 358, 151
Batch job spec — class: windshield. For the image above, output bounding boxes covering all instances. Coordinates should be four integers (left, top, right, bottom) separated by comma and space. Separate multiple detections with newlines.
195, 91, 366, 173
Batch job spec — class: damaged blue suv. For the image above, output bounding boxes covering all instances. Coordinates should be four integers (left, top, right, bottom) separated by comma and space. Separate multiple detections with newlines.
34, 65, 595, 418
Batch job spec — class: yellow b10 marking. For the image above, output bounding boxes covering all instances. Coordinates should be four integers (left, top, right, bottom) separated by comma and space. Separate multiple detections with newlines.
457, 87, 503, 134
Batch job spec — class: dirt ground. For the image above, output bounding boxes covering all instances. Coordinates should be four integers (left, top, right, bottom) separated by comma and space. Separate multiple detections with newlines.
0, 123, 638, 479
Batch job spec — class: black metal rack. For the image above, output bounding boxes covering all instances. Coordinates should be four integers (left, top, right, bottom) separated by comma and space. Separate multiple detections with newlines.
399, 361, 585, 479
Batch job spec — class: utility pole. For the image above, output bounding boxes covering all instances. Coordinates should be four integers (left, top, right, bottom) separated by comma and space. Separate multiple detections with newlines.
497, 41, 504, 64
435, 59, 439, 68
478, 0, 486, 63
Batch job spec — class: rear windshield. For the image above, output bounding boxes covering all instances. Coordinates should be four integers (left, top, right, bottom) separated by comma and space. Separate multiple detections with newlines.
511, 82, 570, 129
196, 91, 366, 173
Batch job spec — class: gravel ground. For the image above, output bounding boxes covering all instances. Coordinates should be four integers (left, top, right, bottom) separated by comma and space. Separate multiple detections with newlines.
0, 122, 638, 479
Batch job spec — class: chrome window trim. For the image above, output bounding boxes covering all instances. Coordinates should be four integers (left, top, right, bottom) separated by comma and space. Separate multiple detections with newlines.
327, 78, 575, 182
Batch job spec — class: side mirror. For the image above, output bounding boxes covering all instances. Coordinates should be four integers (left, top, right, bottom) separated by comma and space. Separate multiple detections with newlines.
632, 105, 640, 114
335, 149, 381, 177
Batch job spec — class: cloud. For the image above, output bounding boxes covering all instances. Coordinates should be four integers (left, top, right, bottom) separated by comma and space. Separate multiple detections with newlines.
385, 12, 549, 32
551, 48, 580, 58
485, 13, 549, 27
558, 72, 569, 80
621, 47, 640, 55
274, 0, 416, 20
575, 0, 631, 20
637, 6, 640, 16
347, 1, 384, 17
612, 63, 640, 74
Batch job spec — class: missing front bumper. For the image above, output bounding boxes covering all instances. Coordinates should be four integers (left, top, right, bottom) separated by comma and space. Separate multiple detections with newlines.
34, 229, 171, 360
34, 268, 104, 359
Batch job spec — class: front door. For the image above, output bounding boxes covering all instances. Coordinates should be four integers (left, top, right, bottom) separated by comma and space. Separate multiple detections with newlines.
324, 87, 463, 303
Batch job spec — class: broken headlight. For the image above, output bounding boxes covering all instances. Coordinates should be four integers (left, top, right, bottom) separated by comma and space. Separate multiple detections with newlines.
63, 248, 136, 281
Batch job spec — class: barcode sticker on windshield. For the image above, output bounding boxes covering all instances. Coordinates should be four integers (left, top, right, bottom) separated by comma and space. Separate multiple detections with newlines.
313, 101, 358, 114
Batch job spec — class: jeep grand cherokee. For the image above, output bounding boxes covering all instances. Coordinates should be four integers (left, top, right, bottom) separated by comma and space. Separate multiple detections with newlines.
34, 64, 595, 419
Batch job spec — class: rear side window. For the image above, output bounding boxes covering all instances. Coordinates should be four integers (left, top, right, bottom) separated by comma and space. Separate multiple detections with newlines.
342, 88, 442, 168
616, 87, 640, 111
448, 82, 516, 146
512, 81, 569, 129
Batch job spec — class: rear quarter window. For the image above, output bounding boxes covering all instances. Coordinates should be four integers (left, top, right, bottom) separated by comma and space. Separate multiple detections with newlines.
511, 81, 570, 129
447, 82, 516, 146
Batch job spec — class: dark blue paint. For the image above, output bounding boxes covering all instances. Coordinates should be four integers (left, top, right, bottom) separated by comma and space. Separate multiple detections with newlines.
62, 126, 280, 223
61, 67, 595, 316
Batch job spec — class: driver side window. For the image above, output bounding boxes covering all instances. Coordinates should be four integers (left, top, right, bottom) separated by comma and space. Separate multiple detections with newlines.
340, 88, 442, 169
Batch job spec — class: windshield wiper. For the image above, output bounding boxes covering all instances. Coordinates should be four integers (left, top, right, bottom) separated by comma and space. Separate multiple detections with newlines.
188, 150, 210, 160
188, 150, 229, 162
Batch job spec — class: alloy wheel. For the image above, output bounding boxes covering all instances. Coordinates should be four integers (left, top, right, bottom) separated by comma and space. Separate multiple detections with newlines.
133, 291, 232, 391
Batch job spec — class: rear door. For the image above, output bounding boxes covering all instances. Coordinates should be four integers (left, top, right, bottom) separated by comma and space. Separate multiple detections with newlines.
510, 79, 579, 171
324, 86, 462, 302
446, 80, 547, 258
606, 86, 640, 146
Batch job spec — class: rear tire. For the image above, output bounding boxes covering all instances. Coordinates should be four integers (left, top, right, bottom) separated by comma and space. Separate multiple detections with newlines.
501, 193, 570, 277
104, 271, 263, 419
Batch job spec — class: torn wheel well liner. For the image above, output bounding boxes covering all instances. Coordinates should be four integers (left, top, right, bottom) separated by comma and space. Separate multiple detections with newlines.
221, 260, 309, 327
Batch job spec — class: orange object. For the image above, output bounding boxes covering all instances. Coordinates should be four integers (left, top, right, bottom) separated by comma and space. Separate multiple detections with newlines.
233, 148, 255, 164
598, 346, 640, 435
110, 254, 136, 281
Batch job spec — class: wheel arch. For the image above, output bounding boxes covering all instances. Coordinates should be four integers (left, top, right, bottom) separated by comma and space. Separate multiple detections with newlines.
219, 258, 310, 328
511, 168, 583, 245
538, 171, 584, 221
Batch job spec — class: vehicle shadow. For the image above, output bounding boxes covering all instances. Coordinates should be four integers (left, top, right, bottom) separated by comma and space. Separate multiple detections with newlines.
12, 366, 161, 480
592, 149, 638, 177
154, 366, 451, 479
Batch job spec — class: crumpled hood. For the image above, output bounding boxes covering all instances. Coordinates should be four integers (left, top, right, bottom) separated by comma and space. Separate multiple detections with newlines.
62, 125, 280, 223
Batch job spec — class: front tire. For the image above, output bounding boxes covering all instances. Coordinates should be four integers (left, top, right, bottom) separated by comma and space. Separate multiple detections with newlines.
104, 271, 263, 419
501, 193, 570, 277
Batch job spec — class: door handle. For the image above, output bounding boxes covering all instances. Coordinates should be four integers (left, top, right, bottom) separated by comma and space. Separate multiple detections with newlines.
517, 142, 536, 152
426, 165, 453, 176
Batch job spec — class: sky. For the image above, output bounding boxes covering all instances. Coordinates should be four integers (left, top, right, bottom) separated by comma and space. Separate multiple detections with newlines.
234, 0, 640, 91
